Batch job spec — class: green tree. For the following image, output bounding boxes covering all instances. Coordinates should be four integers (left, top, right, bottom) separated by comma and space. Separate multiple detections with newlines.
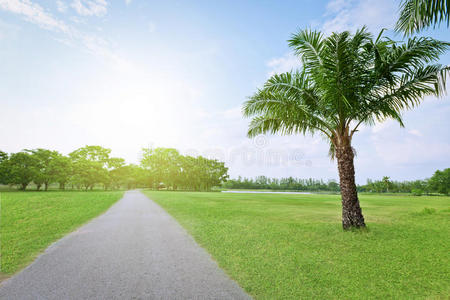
141, 148, 181, 190
70, 146, 111, 190
382, 176, 391, 193
111, 164, 146, 189
7, 152, 39, 190
26, 148, 57, 191
396, 0, 449, 35
48, 153, 73, 190
0, 151, 9, 185
105, 157, 125, 190
428, 168, 450, 194
243, 27, 449, 229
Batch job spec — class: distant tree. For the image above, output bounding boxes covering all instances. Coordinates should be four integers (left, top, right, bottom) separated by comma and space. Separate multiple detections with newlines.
115, 164, 147, 190
0, 151, 9, 185
243, 27, 449, 229
428, 168, 450, 195
104, 157, 125, 190
223, 176, 340, 192
197, 156, 229, 191
48, 153, 72, 190
70, 146, 111, 190
0, 151, 7, 162
7, 152, 39, 190
141, 148, 181, 190
327, 180, 340, 192
70, 145, 111, 163
26, 149, 58, 191
382, 176, 391, 193
396, 0, 449, 35
70, 159, 107, 190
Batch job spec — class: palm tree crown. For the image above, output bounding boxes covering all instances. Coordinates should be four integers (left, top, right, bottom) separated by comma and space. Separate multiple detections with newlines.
244, 27, 448, 157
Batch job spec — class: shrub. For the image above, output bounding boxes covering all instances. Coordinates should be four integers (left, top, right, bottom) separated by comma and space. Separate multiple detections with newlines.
411, 189, 423, 196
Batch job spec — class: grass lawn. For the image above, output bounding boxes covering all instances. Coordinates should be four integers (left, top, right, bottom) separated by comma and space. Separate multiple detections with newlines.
0, 191, 123, 275
144, 191, 450, 299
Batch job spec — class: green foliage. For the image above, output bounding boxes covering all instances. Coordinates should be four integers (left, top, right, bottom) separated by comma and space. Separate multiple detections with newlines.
140, 147, 229, 191
48, 154, 72, 189
411, 188, 423, 196
5, 152, 39, 190
69, 146, 112, 190
223, 176, 340, 192
0, 151, 9, 185
0, 146, 228, 191
243, 27, 449, 157
413, 207, 437, 215
360, 170, 449, 194
0, 191, 122, 274
428, 168, 450, 194
25, 149, 57, 191
146, 191, 450, 299
396, 0, 449, 35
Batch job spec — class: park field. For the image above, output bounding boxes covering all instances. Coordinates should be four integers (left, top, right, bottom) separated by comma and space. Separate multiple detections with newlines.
144, 191, 450, 299
0, 191, 123, 275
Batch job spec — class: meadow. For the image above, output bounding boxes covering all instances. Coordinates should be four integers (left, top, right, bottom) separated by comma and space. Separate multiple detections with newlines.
145, 191, 450, 299
0, 191, 123, 275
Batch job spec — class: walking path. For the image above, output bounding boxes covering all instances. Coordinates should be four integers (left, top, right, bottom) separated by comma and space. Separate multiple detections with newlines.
0, 190, 250, 299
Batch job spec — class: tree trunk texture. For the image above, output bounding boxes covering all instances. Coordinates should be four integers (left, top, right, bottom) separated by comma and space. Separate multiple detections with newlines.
336, 144, 366, 230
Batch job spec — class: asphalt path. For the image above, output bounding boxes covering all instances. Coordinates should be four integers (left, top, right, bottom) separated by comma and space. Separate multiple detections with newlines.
0, 190, 250, 300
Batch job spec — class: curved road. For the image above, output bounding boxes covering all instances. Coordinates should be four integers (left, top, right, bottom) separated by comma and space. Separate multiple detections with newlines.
0, 191, 250, 299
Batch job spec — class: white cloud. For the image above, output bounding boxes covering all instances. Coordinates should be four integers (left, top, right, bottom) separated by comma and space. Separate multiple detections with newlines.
324, 0, 351, 15
321, 0, 397, 35
0, 0, 128, 69
71, 0, 107, 17
70, 16, 86, 24
56, 0, 67, 13
266, 52, 302, 76
0, 0, 69, 33
125, 0, 132, 5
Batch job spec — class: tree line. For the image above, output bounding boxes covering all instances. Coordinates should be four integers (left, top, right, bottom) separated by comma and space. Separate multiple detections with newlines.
222, 176, 340, 192
358, 170, 450, 195
0, 146, 228, 191
0, 146, 447, 195
223, 169, 449, 195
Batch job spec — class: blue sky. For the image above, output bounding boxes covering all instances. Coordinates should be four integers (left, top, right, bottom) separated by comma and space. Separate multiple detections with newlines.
0, 0, 449, 183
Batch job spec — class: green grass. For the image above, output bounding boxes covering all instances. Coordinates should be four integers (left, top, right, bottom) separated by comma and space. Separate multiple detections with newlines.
0, 190, 123, 275
144, 191, 450, 299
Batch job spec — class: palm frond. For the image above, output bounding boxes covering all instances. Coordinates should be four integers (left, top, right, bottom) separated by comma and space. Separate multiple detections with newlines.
396, 0, 450, 35
288, 29, 324, 70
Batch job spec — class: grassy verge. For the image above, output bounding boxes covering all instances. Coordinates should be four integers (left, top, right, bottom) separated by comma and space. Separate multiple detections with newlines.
0, 191, 123, 275
144, 191, 450, 299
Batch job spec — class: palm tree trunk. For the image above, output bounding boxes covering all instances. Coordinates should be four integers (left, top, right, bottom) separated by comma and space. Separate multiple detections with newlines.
336, 144, 366, 230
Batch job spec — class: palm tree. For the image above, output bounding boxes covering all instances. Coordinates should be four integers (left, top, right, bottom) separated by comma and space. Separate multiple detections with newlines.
396, 0, 449, 35
243, 27, 449, 229
382, 176, 391, 193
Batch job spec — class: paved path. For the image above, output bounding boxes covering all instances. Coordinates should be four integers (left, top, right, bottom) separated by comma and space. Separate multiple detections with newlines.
0, 191, 250, 300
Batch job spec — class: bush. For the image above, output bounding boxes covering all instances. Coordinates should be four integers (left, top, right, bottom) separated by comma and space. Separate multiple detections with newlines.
411, 189, 423, 196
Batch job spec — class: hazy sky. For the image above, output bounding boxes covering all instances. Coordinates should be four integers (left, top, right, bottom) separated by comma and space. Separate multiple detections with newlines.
0, 0, 449, 183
